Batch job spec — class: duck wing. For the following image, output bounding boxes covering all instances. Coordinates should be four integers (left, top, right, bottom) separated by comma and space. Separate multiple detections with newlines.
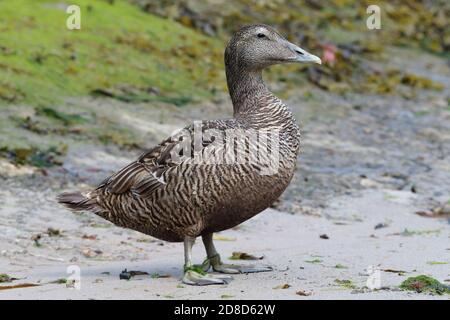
97, 119, 237, 198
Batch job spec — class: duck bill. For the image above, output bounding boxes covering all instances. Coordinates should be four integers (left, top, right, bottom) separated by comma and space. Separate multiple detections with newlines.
297, 51, 322, 64
287, 42, 322, 65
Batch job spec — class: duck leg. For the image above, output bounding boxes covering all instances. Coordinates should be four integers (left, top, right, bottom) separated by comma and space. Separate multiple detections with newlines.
201, 233, 273, 274
182, 236, 232, 286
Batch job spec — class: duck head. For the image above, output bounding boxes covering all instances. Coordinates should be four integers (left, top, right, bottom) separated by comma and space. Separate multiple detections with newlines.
225, 24, 321, 72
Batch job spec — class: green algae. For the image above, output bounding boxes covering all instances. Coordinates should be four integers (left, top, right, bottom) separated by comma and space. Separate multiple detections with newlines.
305, 258, 323, 264
0, 144, 67, 167
0, 274, 13, 283
0, 0, 223, 106
400, 275, 450, 295
334, 279, 357, 290
426, 261, 448, 265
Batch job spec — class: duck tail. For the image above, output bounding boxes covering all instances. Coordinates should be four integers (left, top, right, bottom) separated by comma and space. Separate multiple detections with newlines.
57, 191, 100, 213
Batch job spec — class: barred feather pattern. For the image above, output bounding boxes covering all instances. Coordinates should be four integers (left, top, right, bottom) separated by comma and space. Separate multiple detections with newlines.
64, 93, 300, 242
58, 24, 303, 242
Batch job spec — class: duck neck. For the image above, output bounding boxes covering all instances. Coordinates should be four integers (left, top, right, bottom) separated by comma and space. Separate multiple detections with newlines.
226, 66, 270, 116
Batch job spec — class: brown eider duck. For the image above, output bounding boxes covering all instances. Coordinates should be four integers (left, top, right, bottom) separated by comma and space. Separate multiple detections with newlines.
58, 24, 321, 285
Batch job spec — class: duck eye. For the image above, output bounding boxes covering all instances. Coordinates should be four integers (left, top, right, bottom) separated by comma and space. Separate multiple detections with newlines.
257, 33, 266, 38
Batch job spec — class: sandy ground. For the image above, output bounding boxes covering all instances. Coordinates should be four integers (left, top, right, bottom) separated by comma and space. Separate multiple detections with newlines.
0, 182, 449, 301
0, 186, 448, 300
0, 47, 449, 300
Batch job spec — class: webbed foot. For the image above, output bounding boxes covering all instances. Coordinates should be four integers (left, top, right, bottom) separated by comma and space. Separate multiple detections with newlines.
203, 254, 273, 274
182, 265, 233, 286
